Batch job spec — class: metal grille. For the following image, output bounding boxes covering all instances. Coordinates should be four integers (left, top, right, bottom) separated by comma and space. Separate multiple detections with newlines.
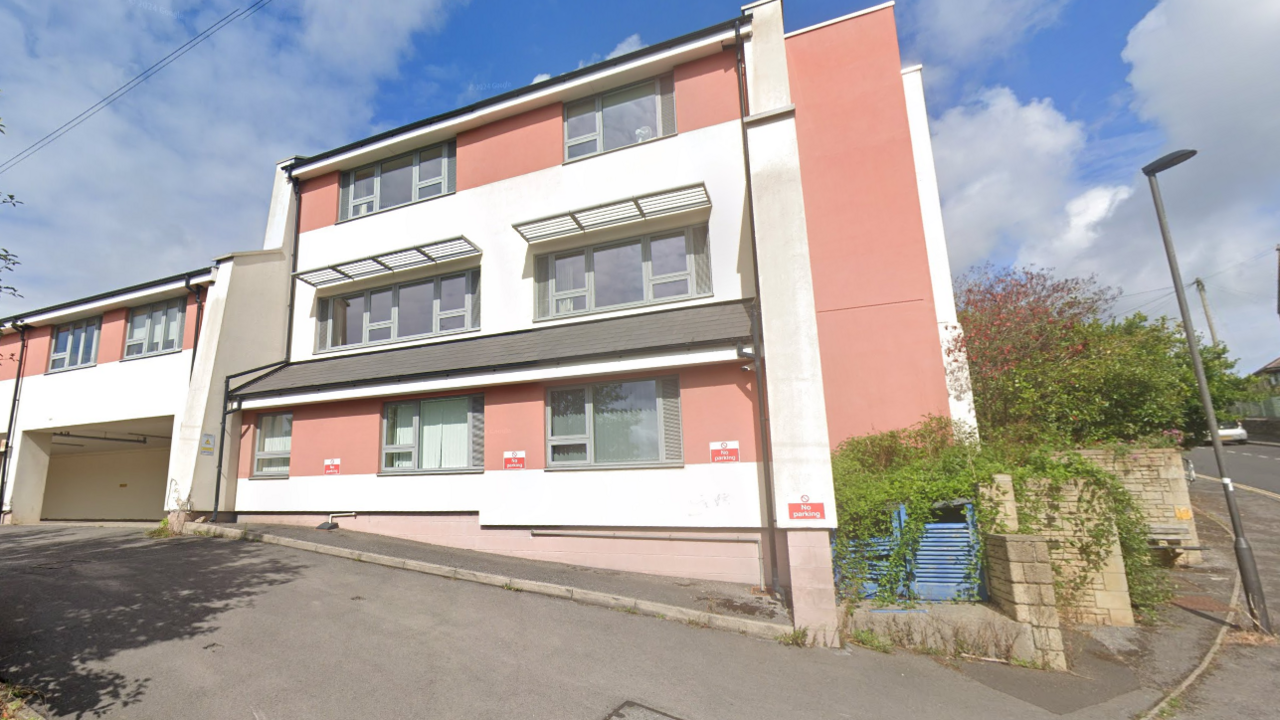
534, 255, 551, 318
691, 225, 712, 295
470, 395, 485, 468
659, 74, 677, 137
513, 184, 711, 243
295, 236, 481, 287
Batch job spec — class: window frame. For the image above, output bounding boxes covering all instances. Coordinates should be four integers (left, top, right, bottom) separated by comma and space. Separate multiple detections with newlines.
47, 317, 102, 373
341, 140, 455, 222
563, 76, 675, 162
545, 376, 682, 470
542, 227, 704, 319
317, 269, 480, 352
123, 297, 186, 360
253, 412, 293, 478
380, 395, 484, 475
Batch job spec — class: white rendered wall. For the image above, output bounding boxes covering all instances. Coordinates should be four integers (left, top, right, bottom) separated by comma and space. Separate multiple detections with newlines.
235, 461, 764, 529
902, 66, 978, 433
287, 121, 752, 363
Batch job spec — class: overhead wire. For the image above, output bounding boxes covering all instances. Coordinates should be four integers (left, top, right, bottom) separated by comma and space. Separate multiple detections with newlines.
0, 0, 279, 177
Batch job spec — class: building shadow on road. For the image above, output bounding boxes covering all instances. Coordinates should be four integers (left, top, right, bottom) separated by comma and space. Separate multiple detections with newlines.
0, 526, 304, 718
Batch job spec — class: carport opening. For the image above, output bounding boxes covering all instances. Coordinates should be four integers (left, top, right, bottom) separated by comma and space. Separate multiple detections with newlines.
40, 417, 173, 522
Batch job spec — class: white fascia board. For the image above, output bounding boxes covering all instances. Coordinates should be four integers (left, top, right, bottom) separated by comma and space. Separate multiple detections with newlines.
11, 272, 216, 328
289, 27, 747, 180
239, 346, 745, 410
783, 1, 895, 38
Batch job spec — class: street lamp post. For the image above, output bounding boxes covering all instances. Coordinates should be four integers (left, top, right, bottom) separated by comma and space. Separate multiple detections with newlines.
1143, 149, 1272, 634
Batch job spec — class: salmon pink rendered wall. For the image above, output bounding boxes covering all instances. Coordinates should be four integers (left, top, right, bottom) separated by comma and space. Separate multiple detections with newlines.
673, 50, 742, 132
97, 309, 128, 364
237, 363, 760, 478
21, 327, 52, 378
0, 332, 21, 381
298, 172, 339, 233
457, 103, 564, 191
786, 7, 951, 447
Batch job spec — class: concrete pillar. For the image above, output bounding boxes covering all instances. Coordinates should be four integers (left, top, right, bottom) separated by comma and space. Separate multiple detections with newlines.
8, 431, 52, 523
741, 0, 839, 643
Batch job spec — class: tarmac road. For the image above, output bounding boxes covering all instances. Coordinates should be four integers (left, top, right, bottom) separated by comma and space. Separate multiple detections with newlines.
0, 524, 1162, 720
1188, 441, 1280, 495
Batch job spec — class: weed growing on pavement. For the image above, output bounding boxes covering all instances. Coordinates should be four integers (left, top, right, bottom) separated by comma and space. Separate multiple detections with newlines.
501, 583, 522, 592
1, 682, 42, 719
845, 629, 892, 654
144, 517, 174, 539
776, 627, 809, 647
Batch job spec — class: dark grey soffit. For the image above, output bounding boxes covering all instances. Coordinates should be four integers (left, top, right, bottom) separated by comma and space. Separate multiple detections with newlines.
233, 300, 755, 399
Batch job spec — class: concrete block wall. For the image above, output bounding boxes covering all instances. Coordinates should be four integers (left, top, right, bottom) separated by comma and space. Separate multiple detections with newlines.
983, 533, 1067, 670
1078, 448, 1202, 566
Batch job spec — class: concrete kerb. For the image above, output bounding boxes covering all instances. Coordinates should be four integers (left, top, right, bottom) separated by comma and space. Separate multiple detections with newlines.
179, 524, 792, 641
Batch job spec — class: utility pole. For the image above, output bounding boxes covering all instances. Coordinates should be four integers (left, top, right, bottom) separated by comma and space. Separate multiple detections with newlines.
1194, 278, 1220, 346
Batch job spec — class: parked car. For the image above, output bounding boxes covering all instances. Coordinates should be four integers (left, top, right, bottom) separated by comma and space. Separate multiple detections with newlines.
1217, 421, 1248, 445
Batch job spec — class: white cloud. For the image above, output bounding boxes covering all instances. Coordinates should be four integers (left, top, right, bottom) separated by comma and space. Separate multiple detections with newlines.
576, 33, 647, 69
606, 33, 644, 60
530, 73, 551, 84
902, 0, 1068, 89
932, 0, 1280, 370
930, 86, 1085, 270
0, 0, 460, 315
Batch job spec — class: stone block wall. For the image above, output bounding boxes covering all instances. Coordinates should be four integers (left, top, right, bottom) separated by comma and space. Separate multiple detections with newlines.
1078, 448, 1202, 566
1023, 477, 1135, 627
984, 533, 1068, 670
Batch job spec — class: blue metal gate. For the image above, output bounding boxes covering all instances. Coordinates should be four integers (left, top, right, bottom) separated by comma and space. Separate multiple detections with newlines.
837, 501, 984, 602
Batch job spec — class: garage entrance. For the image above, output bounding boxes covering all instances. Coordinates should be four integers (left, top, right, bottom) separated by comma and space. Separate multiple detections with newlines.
39, 417, 173, 522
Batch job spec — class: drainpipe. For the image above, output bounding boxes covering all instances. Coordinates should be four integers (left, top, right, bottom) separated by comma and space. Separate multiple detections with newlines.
733, 19, 783, 595
210, 359, 287, 522
0, 323, 30, 522
185, 271, 208, 378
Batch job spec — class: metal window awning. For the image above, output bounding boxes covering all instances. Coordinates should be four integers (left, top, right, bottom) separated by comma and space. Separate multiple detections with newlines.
295, 236, 481, 287
513, 183, 711, 243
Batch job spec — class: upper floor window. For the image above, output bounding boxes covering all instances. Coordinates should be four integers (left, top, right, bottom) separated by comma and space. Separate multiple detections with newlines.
564, 75, 676, 161
254, 412, 292, 476
534, 225, 710, 319
317, 269, 480, 352
125, 298, 185, 359
382, 395, 484, 473
338, 140, 456, 222
547, 376, 683, 468
49, 317, 100, 372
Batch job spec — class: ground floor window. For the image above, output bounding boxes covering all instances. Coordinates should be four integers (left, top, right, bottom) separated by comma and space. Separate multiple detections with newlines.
255, 412, 292, 476
382, 395, 484, 472
547, 376, 682, 467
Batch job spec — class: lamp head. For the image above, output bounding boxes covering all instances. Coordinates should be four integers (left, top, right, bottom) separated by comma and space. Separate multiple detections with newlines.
1143, 149, 1197, 177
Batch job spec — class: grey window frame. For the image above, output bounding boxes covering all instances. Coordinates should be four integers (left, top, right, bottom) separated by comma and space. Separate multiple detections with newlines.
339, 140, 457, 222
47, 317, 101, 372
563, 75, 676, 162
380, 395, 484, 474
124, 298, 186, 359
253, 412, 293, 477
546, 376, 683, 469
318, 269, 480, 352
538, 225, 709, 319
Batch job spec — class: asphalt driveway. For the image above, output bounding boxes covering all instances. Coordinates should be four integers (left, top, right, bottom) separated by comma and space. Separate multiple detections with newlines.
0, 524, 1161, 720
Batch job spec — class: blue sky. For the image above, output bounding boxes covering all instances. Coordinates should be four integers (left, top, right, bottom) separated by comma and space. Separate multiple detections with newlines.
2, 0, 1278, 370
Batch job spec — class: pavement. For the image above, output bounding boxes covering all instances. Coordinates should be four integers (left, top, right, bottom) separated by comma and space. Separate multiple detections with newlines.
1174, 448, 1280, 720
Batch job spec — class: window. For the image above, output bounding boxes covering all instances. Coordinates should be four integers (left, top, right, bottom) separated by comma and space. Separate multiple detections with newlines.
564, 76, 676, 161
48, 317, 101, 371
382, 396, 484, 472
125, 298, 185, 358
339, 140, 456, 221
547, 377, 682, 467
254, 412, 292, 476
318, 269, 480, 351
534, 225, 710, 319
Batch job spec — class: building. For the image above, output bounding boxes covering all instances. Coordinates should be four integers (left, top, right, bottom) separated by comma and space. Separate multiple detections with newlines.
0, 0, 972, 637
